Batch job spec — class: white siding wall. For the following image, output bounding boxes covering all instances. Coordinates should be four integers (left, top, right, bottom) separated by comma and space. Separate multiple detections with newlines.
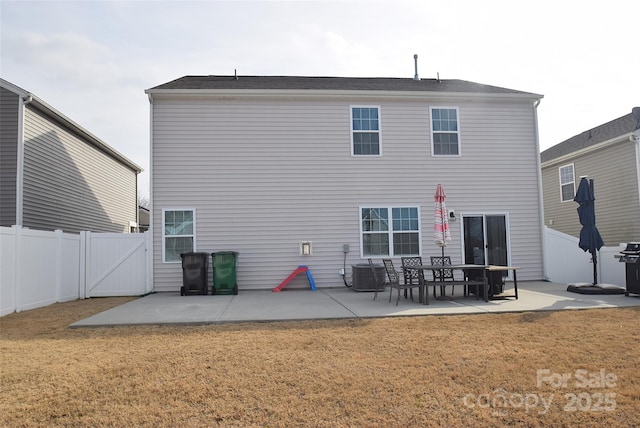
152, 94, 544, 291
22, 107, 137, 233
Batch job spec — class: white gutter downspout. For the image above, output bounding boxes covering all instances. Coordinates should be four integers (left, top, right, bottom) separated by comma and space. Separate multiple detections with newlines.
16, 95, 33, 226
533, 98, 548, 281
147, 93, 154, 293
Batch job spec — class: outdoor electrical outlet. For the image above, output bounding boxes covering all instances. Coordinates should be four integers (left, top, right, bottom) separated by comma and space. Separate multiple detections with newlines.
339, 268, 345, 276
343, 244, 350, 253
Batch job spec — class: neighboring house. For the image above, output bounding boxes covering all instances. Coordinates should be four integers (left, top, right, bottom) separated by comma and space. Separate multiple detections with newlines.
0, 79, 142, 233
146, 75, 545, 291
541, 108, 640, 246
138, 205, 150, 232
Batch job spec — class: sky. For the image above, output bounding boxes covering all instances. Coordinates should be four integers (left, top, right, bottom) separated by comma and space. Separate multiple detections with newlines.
1, 0, 639, 199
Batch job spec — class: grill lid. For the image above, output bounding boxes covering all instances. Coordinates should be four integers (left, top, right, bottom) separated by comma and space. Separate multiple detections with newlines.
621, 242, 640, 254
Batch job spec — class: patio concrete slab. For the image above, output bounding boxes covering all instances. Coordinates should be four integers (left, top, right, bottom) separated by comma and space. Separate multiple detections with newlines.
216, 289, 357, 322
71, 293, 235, 326
70, 281, 640, 328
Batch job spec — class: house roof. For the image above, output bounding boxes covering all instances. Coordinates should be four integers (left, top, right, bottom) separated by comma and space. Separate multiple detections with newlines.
1, 78, 143, 173
147, 75, 542, 98
540, 109, 640, 163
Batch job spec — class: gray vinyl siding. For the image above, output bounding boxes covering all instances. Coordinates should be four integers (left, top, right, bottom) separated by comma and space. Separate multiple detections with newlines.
152, 95, 544, 290
542, 140, 640, 245
0, 87, 19, 226
21, 106, 137, 233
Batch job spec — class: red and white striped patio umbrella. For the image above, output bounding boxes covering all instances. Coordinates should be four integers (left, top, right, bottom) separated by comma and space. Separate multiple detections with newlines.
434, 183, 452, 256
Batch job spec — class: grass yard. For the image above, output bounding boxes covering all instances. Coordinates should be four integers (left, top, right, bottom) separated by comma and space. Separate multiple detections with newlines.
1, 297, 639, 427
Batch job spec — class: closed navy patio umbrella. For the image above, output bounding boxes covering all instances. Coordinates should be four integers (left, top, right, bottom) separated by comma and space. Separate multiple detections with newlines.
574, 177, 604, 285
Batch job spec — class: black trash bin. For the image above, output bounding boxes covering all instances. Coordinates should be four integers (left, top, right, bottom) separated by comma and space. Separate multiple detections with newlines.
180, 252, 209, 295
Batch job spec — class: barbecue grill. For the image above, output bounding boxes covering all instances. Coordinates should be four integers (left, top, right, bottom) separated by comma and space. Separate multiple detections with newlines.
618, 242, 640, 296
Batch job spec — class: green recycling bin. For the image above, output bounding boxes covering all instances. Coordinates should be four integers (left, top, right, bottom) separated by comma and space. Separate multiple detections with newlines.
211, 251, 239, 295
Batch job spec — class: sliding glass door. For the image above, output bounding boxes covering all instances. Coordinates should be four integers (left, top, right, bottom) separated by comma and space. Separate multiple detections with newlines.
462, 214, 510, 276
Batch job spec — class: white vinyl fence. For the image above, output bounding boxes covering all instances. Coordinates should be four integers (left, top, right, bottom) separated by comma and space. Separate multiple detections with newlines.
0, 225, 628, 317
543, 226, 626, 286
1, 226, 151, 316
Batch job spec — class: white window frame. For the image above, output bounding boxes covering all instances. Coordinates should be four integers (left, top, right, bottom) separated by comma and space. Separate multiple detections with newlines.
350, 105, 382, 156
162, 208, 196, 263
430, 106, 461, 156
559, 164, 575, 202
359, 205, 422, 257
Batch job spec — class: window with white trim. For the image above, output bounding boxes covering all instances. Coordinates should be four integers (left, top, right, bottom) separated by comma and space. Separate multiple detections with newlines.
351, 106, 381, 155
360, 207, 420, 257
162, 209, 195, 262
431, 107, 460, 155
559, 164, 575, 202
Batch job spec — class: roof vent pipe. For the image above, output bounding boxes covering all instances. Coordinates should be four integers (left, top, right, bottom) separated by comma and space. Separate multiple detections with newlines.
413, 54, 419, 80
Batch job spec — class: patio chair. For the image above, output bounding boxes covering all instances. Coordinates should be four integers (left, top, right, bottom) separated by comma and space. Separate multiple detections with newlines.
401, 256, 424, 304
430, 256, 457, 296
382, 259, 422, 306
368, 258, 386, 301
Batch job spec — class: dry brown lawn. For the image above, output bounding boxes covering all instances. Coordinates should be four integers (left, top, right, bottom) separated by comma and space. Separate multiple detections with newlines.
1, 297, 639, 427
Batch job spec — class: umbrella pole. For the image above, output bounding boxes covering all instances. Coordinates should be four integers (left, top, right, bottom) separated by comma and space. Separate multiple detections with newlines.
591, 178, 597, 285
441, 246, 444, 295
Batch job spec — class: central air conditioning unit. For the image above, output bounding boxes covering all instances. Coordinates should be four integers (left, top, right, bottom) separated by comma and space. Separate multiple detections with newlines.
351, 264, 386, 292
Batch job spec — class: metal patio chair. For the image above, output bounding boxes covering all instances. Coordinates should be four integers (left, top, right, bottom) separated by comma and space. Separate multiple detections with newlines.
430, 256, 457, 296
401, 256, 424, 304
382, 259, 421, 306
368, 258, 386, 301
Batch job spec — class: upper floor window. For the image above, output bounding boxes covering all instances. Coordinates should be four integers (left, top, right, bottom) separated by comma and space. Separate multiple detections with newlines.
431, 107, 460, 156
351, 106, 380, 156
163, 209, 195, 262
559, 164, 575, 202
360, 206, 420, 257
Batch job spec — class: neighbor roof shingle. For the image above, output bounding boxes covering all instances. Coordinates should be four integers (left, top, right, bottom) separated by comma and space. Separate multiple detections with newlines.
541, 110, 639, 163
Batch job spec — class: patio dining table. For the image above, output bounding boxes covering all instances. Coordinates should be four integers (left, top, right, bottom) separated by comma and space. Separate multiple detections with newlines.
403, 264, 488, 304
485, 265, 520, 300
403, 264, 520, 304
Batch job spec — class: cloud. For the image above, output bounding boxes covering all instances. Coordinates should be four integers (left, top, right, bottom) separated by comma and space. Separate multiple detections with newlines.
2, 26, 152, 195
322, 31, 349, 57
8, 31, 124, 86
1, 0, 638, 197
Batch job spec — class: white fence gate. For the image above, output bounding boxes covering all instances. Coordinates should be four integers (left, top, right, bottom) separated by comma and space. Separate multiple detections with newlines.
1, 226, 151, 316
81, 231, 151, 298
